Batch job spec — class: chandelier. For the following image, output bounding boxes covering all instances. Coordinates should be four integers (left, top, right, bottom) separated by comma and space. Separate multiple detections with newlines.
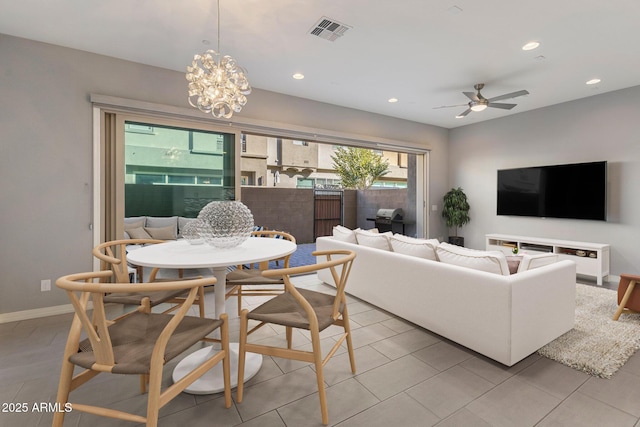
186, 0, 251, 119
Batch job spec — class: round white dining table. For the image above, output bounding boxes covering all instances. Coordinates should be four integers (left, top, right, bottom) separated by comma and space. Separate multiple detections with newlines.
127, 237, 297, 394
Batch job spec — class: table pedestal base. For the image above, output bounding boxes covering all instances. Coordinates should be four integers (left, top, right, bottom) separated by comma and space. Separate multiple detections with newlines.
173, 343, 262, 394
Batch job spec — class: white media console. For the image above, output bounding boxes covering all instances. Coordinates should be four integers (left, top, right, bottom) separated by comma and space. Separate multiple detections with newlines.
486, 234, 610, 285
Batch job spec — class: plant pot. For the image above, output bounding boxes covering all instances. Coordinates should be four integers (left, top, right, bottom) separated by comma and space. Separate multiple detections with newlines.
448, 236, 464, 247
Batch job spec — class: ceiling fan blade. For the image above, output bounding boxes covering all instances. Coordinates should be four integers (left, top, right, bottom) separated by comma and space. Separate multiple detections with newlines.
433, 103, 467, 109
488, 102, 517, 110
456, 108, 472, 117
487, 90, 529, 102
463, 91, 479, 102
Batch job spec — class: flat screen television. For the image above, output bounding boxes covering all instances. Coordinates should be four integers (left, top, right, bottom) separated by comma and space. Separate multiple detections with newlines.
497, 161, 607, 221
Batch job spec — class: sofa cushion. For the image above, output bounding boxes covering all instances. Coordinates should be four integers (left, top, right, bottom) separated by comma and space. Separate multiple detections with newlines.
124, 218, 146, 230
126, 227, 152, 239
436, 242, 510, 276
145, 225, 177, 240
146, 216, 178, 236
389, 234, 440, 260
355, 229, 392, 251
178, 217, 196, 238
333, 225, 358, 244
517, 253, 558, 273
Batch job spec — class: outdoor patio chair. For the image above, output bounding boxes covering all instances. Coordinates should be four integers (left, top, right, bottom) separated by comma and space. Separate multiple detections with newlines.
52, 271, 230, 427
236, 249, 357, 425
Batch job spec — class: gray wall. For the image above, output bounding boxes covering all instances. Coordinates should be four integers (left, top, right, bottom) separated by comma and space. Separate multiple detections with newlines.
448, 85, 640, 277
241, 187, 315, 243
356, 189, 409, 232
0, 34, 448, 315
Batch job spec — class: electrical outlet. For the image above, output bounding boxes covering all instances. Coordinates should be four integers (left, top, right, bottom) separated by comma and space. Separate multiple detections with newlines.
41, 279, 51, 292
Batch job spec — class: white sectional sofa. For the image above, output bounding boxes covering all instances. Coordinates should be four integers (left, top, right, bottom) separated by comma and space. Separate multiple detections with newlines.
316, 232, 576, 366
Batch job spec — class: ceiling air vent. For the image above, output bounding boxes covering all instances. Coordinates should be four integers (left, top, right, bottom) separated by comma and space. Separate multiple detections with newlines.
309, 17, 351, 42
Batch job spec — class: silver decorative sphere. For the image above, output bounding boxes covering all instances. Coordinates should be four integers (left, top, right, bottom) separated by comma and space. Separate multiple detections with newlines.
182, 219, 204, 245
196, 201, 254, 248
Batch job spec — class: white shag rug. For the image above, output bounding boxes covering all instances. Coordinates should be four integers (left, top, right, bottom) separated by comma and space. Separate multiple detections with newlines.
537, 283, 640, 378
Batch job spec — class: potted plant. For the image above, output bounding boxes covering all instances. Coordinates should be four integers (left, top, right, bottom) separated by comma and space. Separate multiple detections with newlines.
442, 187, 470, 246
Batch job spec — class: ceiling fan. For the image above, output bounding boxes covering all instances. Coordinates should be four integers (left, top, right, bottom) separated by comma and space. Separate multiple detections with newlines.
435, 83, 529, 117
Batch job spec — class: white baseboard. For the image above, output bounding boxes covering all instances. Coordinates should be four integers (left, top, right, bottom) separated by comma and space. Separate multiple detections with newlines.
0, 304, 77, 324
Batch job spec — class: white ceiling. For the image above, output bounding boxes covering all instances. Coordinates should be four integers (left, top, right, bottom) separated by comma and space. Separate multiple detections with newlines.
2, 0, 639, 129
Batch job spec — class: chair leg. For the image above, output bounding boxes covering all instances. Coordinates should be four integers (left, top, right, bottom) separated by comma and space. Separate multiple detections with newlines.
197, 286, 206, 318
614, 280, 637, 320
145, 366, 163, 427
311, 328, 329, 425
236, 287, 242, 315
140, 374, 148, 394
236, 309, 249, 403
52, 359, 75, 427
342, 306, 357, 374
286, 326, 293, 349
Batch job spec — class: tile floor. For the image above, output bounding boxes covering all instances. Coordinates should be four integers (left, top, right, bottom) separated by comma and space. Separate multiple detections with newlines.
1, 274, 639, 427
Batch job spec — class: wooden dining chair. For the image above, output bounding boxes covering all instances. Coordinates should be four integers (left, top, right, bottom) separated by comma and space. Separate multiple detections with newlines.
52, 271, 230, 427
613, 273, 640, 320
226, 230, 296, 314
93, 239, 206, 318
236, 249, 357, 425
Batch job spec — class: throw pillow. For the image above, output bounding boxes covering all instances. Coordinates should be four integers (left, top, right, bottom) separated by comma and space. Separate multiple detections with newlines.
146, 216, 178, 237
389, 234, 440, 260
517, 253, 558, 273
178, 217, 195, 237
355, 229, 393, 251
145, 225, 177, 240
436, 242, 510, 276
124, 218, 146, 230
333, 225, 357, 244
126, 227, 152, 240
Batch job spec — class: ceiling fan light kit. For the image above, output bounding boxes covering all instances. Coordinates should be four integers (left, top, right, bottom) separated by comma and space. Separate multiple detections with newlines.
436, 83, 529, 118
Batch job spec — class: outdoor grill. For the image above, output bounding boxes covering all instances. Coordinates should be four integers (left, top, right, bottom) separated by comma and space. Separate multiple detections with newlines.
374, 208, 403, 233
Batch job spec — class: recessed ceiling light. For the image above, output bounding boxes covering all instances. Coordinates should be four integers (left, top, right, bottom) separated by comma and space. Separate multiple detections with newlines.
522, 41, 540, 51
586, 78, 601, 85
292, 73, 305, 80
388, 98, 398, 103
455, 115, 465, 119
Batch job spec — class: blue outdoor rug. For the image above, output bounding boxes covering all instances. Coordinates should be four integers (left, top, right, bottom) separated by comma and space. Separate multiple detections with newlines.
267, 242, 316, 269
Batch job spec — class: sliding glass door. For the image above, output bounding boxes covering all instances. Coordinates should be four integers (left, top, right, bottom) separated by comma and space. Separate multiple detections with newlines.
124, 121, 236, 218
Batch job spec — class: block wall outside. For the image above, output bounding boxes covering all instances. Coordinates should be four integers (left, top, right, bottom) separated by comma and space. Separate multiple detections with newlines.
356, 189, 408, 230
241, 187, 315, 243
343, 190, 358, 229
241, 187, 407, 243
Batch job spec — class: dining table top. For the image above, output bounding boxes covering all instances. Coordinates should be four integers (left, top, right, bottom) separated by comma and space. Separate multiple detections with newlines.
126, 238, 297, 270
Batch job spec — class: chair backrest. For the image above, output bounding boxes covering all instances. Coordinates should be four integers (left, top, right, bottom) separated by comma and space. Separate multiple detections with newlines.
243, 230, 296, 270
93, 239, 165, 282
262, 250, 356, 320
55, 271, 216, 371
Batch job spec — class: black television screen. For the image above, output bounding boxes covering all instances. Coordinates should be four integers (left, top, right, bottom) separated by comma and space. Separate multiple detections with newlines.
497, 161, 607, 221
